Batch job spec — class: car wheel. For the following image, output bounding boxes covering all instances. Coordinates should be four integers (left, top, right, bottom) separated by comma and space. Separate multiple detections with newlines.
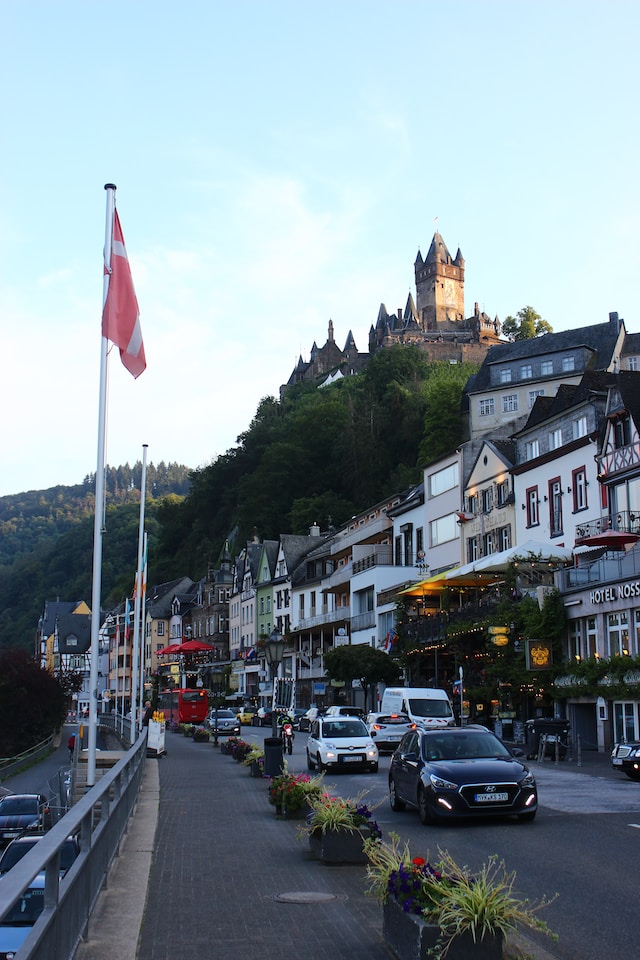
625, 770, 640, 782
316, 753, 326, 773
517, 811, 537, 822
307, 749, 315, 770
368, 762, 378, 773
389, 776, 406, 812
418, 785, 437, 825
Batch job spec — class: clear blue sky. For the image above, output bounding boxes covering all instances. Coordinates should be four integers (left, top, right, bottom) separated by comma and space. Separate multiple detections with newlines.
1, 1, 638, 496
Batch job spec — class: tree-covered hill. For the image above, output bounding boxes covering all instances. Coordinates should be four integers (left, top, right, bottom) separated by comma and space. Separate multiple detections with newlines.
0, 348, 478, 650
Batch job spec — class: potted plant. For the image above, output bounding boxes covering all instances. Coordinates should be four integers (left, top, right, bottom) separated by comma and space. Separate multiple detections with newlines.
301, 790, 382, 864
267, 770, 325, 818
241, 745, 265, 777
192, 726, 210, 743
364, 833, 557, 960
231, 738, 252, 762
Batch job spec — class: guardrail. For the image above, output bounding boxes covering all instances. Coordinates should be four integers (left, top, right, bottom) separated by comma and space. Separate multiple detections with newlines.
0, 730, 147, 960
0, 734, 57, 782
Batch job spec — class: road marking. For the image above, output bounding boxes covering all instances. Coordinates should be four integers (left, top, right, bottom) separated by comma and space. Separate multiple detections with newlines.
629, 823, 640, 829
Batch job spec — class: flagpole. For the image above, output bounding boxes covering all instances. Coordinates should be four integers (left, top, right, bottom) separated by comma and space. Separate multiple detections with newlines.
137, 530, 148, 725
130, 444, 148, 744
87, 182, 117, 788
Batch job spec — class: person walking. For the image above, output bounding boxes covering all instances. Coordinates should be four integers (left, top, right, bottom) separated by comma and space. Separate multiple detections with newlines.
67, 733, 75, 762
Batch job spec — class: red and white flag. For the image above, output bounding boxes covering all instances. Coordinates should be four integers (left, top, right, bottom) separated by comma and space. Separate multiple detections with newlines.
102, 208, 146, 378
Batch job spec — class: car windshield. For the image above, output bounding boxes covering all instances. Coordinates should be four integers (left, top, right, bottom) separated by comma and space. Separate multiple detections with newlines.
0, 798, 38, 816
422, 732, 512, 761
215, 710, 235, 718
323, 720, 368, 738
0, 840, 38, 871
2, 887, 44, 924
408, 698, 451, 718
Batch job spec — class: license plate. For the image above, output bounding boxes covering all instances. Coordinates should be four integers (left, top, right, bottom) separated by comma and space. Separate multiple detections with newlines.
475, 792, 509, 803
612, 758, 623, 765
387, 735, 400, 741
3, 831, 19, 839
341, 755, 363, 763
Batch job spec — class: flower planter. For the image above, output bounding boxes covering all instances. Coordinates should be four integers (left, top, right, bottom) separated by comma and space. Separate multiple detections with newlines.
383, 898, 503, 960
308, 827, 371, 864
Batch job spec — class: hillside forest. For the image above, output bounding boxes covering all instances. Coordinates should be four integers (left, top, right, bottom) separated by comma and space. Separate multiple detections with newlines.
0, 347, 478, 651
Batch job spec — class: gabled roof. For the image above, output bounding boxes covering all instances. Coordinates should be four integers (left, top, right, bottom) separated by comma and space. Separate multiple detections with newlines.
40, 600, 92, 654
146, 577, 195, 619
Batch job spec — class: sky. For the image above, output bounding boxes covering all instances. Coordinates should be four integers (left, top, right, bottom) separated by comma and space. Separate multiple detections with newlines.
1, 1, 639, 497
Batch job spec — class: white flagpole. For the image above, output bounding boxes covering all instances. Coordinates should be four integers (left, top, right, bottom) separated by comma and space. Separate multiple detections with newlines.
138, 530, 148, 724
130, 444, 148, 744
87, 182, 116, 787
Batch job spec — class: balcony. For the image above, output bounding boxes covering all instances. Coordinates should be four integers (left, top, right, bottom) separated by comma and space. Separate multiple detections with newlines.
350, 611, 376, 631
597, 441, 640, 479
296, 606, 351, 630
352, 546, 394, 575
575, 510, 640, 542
330, 514, 392, 554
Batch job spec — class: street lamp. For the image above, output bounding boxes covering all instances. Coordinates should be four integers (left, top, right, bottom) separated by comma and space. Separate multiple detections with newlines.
265, 627, 286, 738
210, 665, 225, 747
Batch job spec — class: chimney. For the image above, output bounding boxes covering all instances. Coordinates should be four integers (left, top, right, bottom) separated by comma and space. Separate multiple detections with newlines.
309, 523, 320, 537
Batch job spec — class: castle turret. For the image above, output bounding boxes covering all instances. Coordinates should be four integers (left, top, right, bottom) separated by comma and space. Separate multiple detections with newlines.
415, 232, 465, 330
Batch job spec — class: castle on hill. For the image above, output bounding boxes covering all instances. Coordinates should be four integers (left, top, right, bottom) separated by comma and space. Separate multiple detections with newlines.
282, 232, 504, 394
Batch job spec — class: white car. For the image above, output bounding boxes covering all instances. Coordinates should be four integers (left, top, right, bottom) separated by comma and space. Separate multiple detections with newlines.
306, 716, 379, 773
366, 712, 417, 753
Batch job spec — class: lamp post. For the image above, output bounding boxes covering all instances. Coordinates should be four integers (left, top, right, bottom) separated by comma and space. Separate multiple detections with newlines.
210, 665, 224, 747
264, 626, 286, 739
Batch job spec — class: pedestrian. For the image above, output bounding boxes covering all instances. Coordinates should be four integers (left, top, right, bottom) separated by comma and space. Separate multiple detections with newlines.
142, 701, 154, 727
67, 733, 75, 762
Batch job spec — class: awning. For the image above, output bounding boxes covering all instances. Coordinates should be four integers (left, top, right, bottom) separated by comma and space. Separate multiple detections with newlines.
576, 530, 640, 550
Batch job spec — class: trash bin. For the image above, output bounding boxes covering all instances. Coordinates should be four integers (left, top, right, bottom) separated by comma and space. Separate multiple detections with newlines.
263, 737, 284, 777
525, 719, 570, 759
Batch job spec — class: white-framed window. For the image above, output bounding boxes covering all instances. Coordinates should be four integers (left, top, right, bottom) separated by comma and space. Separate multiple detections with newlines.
481, 487, 493, 512
157, 621, 165, 636
526, 487, 539, 527
499, 525, 511, 551
629, 357, 638, 371
562, 355, 575, 372
573, 416, 588, 439
549, 477, 563, 536
541, 360, 553, 376
502, 394, 518, 413
428, 462, 459, 497
429, 513, 458, 547
496, 480, 510, 507
549, 428, 563, 450
479, 397, 495, 417
525, 439, 540, 460
499, 368, 512, 383
520, 364, 533, 379
606, 611, 629, 658
528, 389, 545, 407
467, 536, 481, 562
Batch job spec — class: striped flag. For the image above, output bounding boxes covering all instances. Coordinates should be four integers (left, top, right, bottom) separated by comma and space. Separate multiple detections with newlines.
102, 208, 146, 378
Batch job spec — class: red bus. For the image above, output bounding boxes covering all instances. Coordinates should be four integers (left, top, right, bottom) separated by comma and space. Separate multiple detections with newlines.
157, 688, 209, 726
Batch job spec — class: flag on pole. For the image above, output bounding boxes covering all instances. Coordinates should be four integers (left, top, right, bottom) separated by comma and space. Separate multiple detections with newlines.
102, 208, 146, 378
124, 596, 131, 641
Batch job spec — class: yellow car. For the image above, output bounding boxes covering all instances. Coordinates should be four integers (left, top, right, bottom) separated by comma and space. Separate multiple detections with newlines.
236, 706, 257, 725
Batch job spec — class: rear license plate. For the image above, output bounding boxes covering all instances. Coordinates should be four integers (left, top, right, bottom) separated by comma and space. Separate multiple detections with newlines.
387, 735, 400, 740
341, 755, 363, 763
475, 792, 509, 803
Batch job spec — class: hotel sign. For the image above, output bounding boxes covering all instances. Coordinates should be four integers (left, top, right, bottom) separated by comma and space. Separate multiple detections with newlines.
590, 581, 640, 604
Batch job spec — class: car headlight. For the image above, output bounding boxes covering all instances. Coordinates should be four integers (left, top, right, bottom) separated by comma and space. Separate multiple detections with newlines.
429, 773, 457, 790
520, 771, 536, 787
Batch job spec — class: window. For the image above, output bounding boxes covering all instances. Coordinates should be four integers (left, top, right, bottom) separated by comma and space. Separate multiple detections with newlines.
428, 462, 459, 497
429, 513, 458, 547
520, 364, 533, 379
614, 415, 632, 448
465, 492, 478, 515
541, 360, 553, 376
479, 397, 495, 417
157, 622, 165, 636
526, 487, 539, 527
549, 477, 563, 536
496, 480, 510, 507
562, 355, 575, 372
467, 537, 480, 562
606, 611, 629, 658
502, 394, 518, 413
629, 357, 638, 371
483, 531, 498, 555
394, 536, 402, 566
572, 467, 588, 511
299, 595, 305, 616
499, 525, 511, 551
481, 487, 493, 513
528, 389, 545, 408
525, 439, 540, 460
549, 428, 563, 450
499, 368, 512, 383
416, 527, 424, 557
573, 416, 588, 439
586, 617, 598, 658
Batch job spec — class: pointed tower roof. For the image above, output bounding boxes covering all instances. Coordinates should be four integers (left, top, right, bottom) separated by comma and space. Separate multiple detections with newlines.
343, 330, 357, 352
425, 232, 453, 265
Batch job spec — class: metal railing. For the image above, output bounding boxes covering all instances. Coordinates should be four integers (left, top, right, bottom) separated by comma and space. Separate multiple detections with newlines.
0, 730, 147, 960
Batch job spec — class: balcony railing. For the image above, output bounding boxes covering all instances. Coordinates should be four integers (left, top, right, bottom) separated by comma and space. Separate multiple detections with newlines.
575, 510, 640, 541
350, 611, 376, 631
295, 606, 351, 630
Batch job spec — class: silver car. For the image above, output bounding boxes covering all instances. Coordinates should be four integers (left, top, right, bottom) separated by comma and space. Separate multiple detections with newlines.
366, 712, 417, 753
206, 708, 240, 736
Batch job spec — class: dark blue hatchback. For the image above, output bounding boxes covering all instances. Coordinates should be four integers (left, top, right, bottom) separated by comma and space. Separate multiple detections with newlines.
388, 726, 537, 824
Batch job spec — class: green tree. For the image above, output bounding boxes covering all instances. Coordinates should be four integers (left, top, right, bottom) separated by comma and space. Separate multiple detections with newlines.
0, 648, 67, 754
502, 306, 553, 341
323, 644, 401, 713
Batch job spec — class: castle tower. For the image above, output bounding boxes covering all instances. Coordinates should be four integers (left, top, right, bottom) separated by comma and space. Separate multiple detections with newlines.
414, 232, 465, 331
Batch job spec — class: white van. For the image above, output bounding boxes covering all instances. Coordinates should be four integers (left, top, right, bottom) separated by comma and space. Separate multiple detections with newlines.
380, 687, 455, 728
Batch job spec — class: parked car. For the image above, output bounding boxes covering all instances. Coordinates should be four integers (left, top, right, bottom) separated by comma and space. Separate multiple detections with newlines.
306, 716, 379, 773
324, 705, 366, 720
611, 740, 640, 780
388, 726, 537, 824
0, 794, 51, 847
206, 708, 240, 736
235, 706, 257, 725
366, 712, 416, 753
298, 706, 324, 732
253, 707, 273, 727
0, 833, 80, 877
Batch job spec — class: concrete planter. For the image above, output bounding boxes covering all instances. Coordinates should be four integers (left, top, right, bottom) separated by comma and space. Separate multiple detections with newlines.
383, 897, 503, 960
308, 827, 371, 864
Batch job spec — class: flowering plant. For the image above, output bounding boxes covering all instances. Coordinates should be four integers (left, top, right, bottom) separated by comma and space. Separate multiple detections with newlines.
241, 745, 264, 767
302, 790, 382, 838
267, 771, 325, 814
230, 739, 252, 761
365, 834, 557, 951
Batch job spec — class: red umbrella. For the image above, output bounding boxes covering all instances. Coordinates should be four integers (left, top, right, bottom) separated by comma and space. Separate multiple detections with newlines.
578, 530, 640, 550
178, 639, 215, 653
156, 643, 183, 656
